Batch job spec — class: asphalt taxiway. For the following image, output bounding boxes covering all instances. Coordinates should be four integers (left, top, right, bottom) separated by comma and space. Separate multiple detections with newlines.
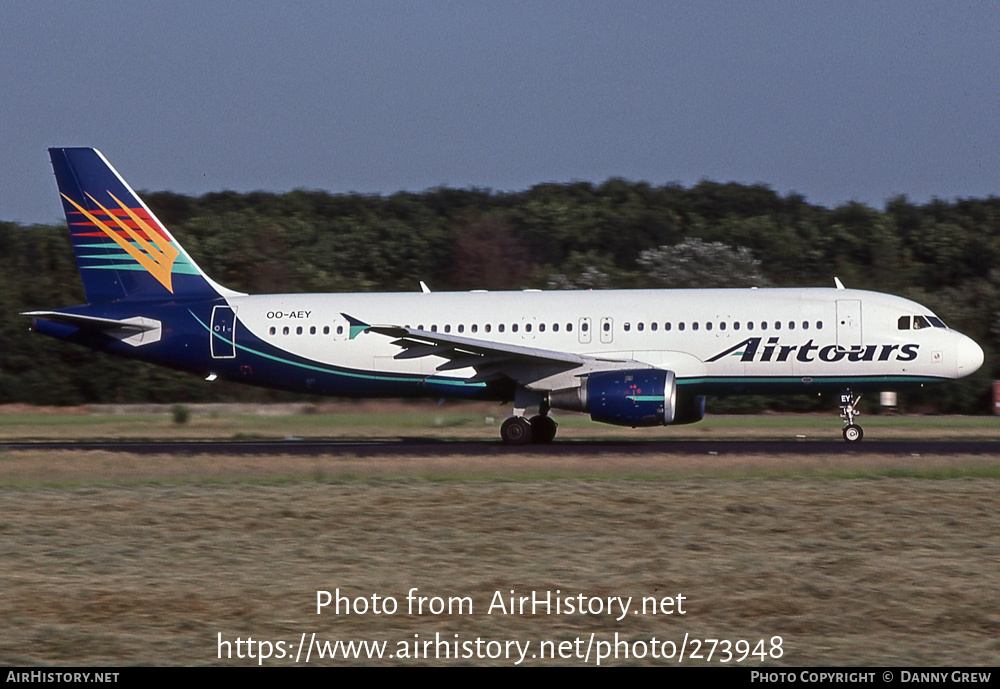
3, 439, 999, 456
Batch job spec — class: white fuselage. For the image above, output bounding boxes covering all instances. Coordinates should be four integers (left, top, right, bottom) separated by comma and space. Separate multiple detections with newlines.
225, 287, 983, 392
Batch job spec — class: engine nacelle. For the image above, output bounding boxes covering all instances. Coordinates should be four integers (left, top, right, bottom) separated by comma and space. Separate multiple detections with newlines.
549, 369, 678, 427
673, 391, 706, 425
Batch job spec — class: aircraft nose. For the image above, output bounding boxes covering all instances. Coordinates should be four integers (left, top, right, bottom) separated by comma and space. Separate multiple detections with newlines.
956, 336, 984, 376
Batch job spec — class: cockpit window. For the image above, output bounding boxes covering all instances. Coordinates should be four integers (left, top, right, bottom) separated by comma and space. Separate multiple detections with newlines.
900, 314, 947, 330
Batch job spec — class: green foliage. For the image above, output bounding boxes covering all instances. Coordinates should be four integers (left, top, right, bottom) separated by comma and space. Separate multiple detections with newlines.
171, 403, 190, 425
3, 181, 999, 413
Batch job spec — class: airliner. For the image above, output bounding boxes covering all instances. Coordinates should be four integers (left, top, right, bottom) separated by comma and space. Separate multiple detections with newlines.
24, 148, 985, 444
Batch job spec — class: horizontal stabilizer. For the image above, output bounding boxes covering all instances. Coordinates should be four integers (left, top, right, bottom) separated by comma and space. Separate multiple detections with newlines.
23, 311, 161, 346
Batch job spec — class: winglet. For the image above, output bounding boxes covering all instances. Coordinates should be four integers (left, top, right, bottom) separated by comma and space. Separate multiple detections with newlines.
341, 313, 370, 340
834, 277, 845, 290
419, 281, 431, 294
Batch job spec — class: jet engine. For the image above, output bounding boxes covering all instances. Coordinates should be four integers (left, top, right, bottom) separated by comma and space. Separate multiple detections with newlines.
547, 369, 673, 427
548, 369, 706, 427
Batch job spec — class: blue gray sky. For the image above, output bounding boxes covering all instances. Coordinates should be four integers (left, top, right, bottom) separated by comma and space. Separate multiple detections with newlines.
3, 1, 999, 224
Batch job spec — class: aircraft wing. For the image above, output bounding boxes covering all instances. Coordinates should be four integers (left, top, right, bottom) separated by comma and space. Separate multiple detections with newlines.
358, 318, 637, 389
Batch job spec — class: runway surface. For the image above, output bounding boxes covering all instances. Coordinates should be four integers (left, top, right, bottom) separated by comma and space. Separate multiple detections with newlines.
4, 439, 1000, 455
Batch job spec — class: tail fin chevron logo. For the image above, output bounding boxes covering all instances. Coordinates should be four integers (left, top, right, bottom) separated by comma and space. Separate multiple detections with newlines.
62, 191, 179, 293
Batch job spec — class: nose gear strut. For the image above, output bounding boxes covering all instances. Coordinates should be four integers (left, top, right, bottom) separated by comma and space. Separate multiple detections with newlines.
839, 390, 863, 443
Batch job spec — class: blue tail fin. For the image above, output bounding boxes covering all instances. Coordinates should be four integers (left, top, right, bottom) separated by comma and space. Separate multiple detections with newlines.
49, 147, 231, 304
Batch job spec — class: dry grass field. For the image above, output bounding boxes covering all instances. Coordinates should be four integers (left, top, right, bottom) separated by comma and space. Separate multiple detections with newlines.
0, 406, 998, 666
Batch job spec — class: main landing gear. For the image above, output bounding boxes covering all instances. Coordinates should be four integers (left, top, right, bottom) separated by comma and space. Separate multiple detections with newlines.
500, 393, 558, 445
500, 412, 558, 445
839, 389, 863, 443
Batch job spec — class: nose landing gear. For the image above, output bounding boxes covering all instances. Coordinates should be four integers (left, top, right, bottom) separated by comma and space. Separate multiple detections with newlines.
839, 390, 863, 443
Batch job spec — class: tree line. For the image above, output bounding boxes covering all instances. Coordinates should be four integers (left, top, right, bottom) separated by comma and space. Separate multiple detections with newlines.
2, 179, 996, 412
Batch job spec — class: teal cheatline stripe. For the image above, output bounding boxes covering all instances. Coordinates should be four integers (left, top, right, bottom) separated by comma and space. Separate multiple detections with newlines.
626, 395, 664, 402
677, 375, 946, 386
189, 311, 486, 389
